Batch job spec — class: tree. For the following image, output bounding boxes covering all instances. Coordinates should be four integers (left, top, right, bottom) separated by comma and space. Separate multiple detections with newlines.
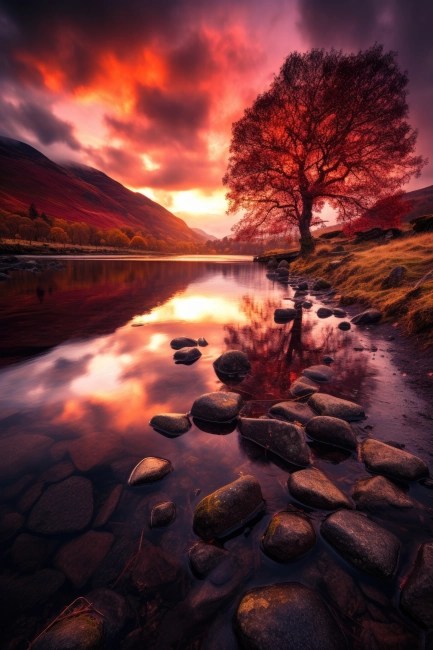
129, 235, 148, 250
106, 228, 130, 248
28, 203, 38, 221
19, 217, 36, 243
342, 191, 412, 236
70, 222, 90, 245
33, 217, 50, 241
223, 45, 427, 256
50, 226, 70, 247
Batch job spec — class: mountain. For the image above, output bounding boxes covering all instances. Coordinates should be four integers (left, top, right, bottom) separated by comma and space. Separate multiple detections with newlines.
403, 184, 433, 221
0, 136, 202, 242
191, 227, 218, 241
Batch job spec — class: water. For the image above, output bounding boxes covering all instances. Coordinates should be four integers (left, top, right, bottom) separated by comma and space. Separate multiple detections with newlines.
0, 257, 432, 649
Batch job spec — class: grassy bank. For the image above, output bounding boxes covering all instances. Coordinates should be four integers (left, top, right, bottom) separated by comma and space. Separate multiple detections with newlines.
290, 232, 433, 346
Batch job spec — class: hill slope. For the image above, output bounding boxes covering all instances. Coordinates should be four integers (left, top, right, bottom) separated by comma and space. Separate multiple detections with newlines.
191, 227, 218, 241
403, 184, 433, 222
0, 136, 201, 242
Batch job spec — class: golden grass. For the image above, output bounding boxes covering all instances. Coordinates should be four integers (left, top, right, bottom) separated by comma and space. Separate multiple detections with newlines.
291, 232, 433, 346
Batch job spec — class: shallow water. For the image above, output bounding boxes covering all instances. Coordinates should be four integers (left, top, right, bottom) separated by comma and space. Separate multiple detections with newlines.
0, 257, 432, 649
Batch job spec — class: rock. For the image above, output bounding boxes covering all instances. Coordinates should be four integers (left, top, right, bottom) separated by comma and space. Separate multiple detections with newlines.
173, 346, 202, 364
0, 474, 35, 501
261, 511, 316, 562
333, 308, 346, 318
0, 569, 65, 612
91, 536, 137, 589
190, 392, 243, 422
10, 533, 58, 572
0, 434, 53, 483
193, 475, 263, 539
274, 308, 297, 322
421, 478, 433, 490
28, 476, 93, 534
302, 364, 333, 382
321, 510, 400, 579
50, 441, 69, 462
198, 337, 209, 346
269, 401, 315, 425
278, 260, 289, 268
236, 582, 346, 650
130, 542, 180, 595
149, 413, 191, 436
150, 501, 176, 527
54, 530, 115, 588
67, 433, 124, 472
297, 281, 309, 290
17, 481, 45, 512
110, 456, 143, 482
361, 439, 428, 481
30, 615, 104, 650
93, 484, 123, 527
39, 460, 75, 483
317, 307, 333, 318
289, 469, 352, 510
313, 279, 332, 290
213, 350, 251, 379
276, 267, 289, 277
128, 457, 173, 486
189, 541, 229, 577
308, 393, 365, 421
353, 475, 413, 511
290, 376, 320, 398
85, 588, 129, 637
267, 257, 278, 268
0, 512, 24, 542
193, 418, 237, 434
400, 541, 433, 629
338, 321, 351, 331
238, 418, 311, 466
303, 300, 313, 308
294, 289, 308, 297
351, 309, 382, 325
411, 214, 433, 234
382, 265, 408, 289
170, 336, 198, 349
328, 260, 343, 270
305, 416, 357, 450
322, 355, 334, 364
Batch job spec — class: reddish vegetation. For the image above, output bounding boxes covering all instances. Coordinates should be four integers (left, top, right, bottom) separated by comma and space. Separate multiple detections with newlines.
342, 192, 413, 236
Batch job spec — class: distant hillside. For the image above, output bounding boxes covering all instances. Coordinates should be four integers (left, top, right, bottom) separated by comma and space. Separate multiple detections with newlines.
191, 227, 218, 241
0, 136, 202, 243
403, 184, 433, 221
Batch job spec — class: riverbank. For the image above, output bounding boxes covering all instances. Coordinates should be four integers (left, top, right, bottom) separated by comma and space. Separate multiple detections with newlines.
0, 241, 169, 256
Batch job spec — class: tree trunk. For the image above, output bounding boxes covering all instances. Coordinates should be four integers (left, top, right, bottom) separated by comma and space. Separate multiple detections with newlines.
298, 197, 316, 257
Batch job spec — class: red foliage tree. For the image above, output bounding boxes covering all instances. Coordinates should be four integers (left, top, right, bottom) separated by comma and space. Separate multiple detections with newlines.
342, 191, 412, 236
223, 45, 426, 255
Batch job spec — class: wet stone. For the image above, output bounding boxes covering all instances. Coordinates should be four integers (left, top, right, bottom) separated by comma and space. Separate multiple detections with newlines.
0, 434, 54, 483
321, 510, 401, 579
274, 308, 297, 322
150, 501, 176, 528
128, 456, 173, 486
198, 337, 209, 346
313, 279, 332, 290
91, 536, 137, 589
149, 413, 191, 436
0, 512, 24, 542
238, 418, 311, 466
10, 533, 58, 572
305, 416, 357, 450
17, 481, 44, 512
322, 355, 334, 364
213, 350, 251, 378
317, 307, 333, 318
308, 393, 365, 421
261, 511, 316, 562
54, 530, 115, 588
269, 401, 315, 425
85, 588, 129, 637
338, 321, 351, 331
236, 582, 347, 650
193, 418, 237, 434
173, 346, 202, 364
297, 281, 309, 290
28, 476, 93, 534
189, 541, 229, 577
289, 468, 353, 510
130, 542, 180, 595
110, 456, 143, 482
361, 438, 429, 482
290, 376, 320, 398
0, 474, 35, 501
351, 308, 382, 325
333, 308, 347, 317
67, 432, 124, 472
353, 475, 413, 511
39, 460, 75, 483
170, 336, 198, 349
93, 484, 123, 528
30, 615, 104, 650
193, 475, 263, 539
303, 300, 313, 308
0, 569, 65, 612
400, 541, 433, 629
278, 259, 289, 268
302, 364, 333, 382
190, 392, 243, 422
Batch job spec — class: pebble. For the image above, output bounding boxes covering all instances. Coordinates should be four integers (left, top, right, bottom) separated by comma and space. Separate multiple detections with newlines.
305, 416, 357, 450
361, 439, 429, 482
28, 476, 93, 534
189, 541, 229, 577
170, 337, 198, 349
352, 475, 413, 511
261, 511, 316, 562
53, 530, 115, 588
290, 377, 320, 398
150, 501, 176, 527
322, 355, 334, 364
93, 484, 123, 527
302, 364, 333, 382
67, 432, 124, 472
213, 350, 251, 378
173, 346, 202, 364
238, 418, 311, 466
351, 309, 382, 325
289, 468, 353, 510
190, 392, 243, 422
128, 457, 173, 486
308, 393, 365, 421
269, 401, 316, 425
149, 413, 191, 436
338, 321, 351, 331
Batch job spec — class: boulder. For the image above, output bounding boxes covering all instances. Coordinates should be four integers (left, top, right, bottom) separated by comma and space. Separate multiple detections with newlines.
67, 433, 124, 472
302, 364, 333, 382
128, 457, 173, 486
410, 214, 433, 233
400, 541, 433, 629
317, 307, 333, 318
17, 481, 45, 512
333, 308, 347, 318
173, 347, 202, 364
54, 530, 115, 588
313, 279, 332, 290
30, 615, 104, 650
303, 301, 313, 308
213, 350, 251, 378
150, 501, 176, 528
338, 321, 351, 331
0, 434, 53, 483
308, 393, 365, 421
190, 392, 243, 422
39, 460, 75, 483
0, 512, 24, 542
93, 484, 123, 528
0, 569, 65, 612
353, 475, 413, 511
274, 308, 297, 322
290, 377, 320, 398
269, 401, 315, 425
261, 511, 316, 562
276, 267, 289, 277
85, 588, 129, 637
236, 582, 346, 650
305, 416, 357, 450
189, 541, 229, 577
238, 418, 311, 466
361, 439, 428, 482
28, 476, 93, 534
10, 533, 58, 572
170, 337, 198, 349
321, 510, 400, 579
267, 257, 278, 268
193, 475, 263, 539
278, 260, 289, 268
322, 355, 334, 364
381, 265, 408, 289
289, 469, 352, 510
149, 413, 191, 436
130, 542, 180, 595
297, 282, 309, 290
351, 309, 382, 325
198, 337, 209, 346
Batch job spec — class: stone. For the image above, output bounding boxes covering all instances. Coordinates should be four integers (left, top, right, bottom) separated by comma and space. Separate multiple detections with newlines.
322, 355, 334, 364
0, 474, 35, 501
333, 308, 347, 318
110, 456, 143, 482
313, 279, 331, 290
276, 267, 289, 277
193, 418, 237, 434
305, 416, 357, 450
317, 307, 333, 318
190, 392, 243, 422
289, 469, 353, 510
0, 512, 24, 542
150, 501, 176, 527
321, 510, 400, 579
290, 376, 320, 398
278, 260, 289, 268
297, 281, 309, 290
351, 309, 382, 325
213, 350, 251, 378
269, 401, 315, 425
0, 434, 53, 483
274, 308, 297, 322
353, 475, 413, 511
149, 413, 191, 436
54, 530, 115, 588
361, 439, 428, 482
85, 588, 129, 637
261, 511, 316, 562
170, 336, 198, 349
93, 484, 123, 527
128, 457, 173, 486
328, 260, 343, 270
173, 346, 202, 364
338, 321, 351, 331
303, 301, 313, 308
39, 460, 75, 483
50, 441, 69, 462
198, 337, 209, 346
238, 418, 311, 466
236, 582, 346, 650
193, 475, 263, 539
91, 536, 137, 589
67, 433, 124, 472
17, 481, 45, 512
308, 393, 365, 421
130, 542, 180, 595
10, 533, 58, 572
381, 265, 408, 289
189, 541, 229, 577
400, 541, 433, 629
28, 476, 93, 534
0, 569, 65, 611
267, 257, 278, 268
30, 615, 104, 650
302, 364, 333, 382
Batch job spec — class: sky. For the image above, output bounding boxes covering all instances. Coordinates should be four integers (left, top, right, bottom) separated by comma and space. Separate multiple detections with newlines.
0, 0, 432, 238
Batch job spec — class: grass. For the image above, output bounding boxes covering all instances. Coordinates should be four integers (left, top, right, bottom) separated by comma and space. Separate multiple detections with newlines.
291, 232, 433, 346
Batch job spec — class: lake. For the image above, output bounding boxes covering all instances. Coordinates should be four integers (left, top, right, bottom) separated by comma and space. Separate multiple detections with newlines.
0, 256, 432, 650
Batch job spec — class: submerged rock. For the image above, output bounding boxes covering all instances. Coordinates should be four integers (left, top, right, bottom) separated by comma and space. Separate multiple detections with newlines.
28, 476, 93, 534
274, 308, 297, 322
351, 309, 382, 325
198, 337, 209, 347
289, 469, 352, 510
305, 416, 357, 450
54, 530, 115, 588
213, 350, 251, 378
353, 475, 413, 511
150, 501, 176, 528
0, 569, 65, 612
190, 392, 243, 422
93, 484, 123, 528
308, 393, 365, 421
317, 307, 333, 318
261, 511, 316, 562
173, 347, 202, 364
0, 434, 54, 482
333, 308, 347, 318
338, 321, 351, 331
269, 401, 315, 425
39, 460, 75, 483
67, 432, 124, 472
128, 457, 173, 486
361, 439, 428, 482
149, 413, 191, 436
290, 376, 320, 398
31, 615, 104, 650
189, 541, 229, 577
238, 418, 311, 466
400, 541, 433, 629
130, 542, 180, 595
193, 418, 237, 435
170, 337, 198, 349
236, 583, 346, 650
193, 475, 263, 539
321, 510, 400, 579
0, 512, 24, 542
85, 588, 129, 637
302, 365, 333, 383
11, 533, 58, 572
